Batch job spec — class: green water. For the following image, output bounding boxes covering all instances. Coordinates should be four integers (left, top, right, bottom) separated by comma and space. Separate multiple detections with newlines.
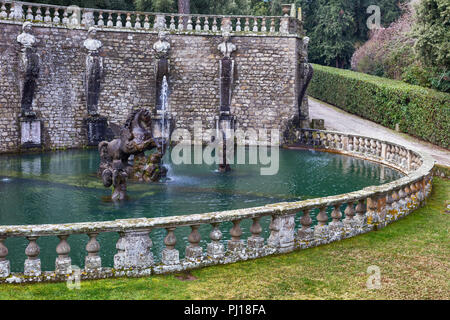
0, 148, 402, 272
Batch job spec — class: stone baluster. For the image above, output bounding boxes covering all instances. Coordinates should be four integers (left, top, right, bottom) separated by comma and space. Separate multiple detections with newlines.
185, 225, 202, 261
53, 8, 61, 24
212, 17, 217, 32
26, 6, 33, 20
144, 15, 150, 29
195, 17, 201, 31
9, 2, 23, 20
377, 193, 387, 228
116, 13, 123, 28
24, 236, 41, 276
207, 223, 224, 259
261, 17, 267, 32
235, 17, 241, 32
55, 235, 71, 275
270, 18, 275, 32
385, 190, 395, 223
354, 136, 360, 152
314, 207, 329, 244
416, 180, 425, 206
398, 187, 407, 217
203, 16, 209, 31
187, 16, 193, 30
335, 134, 342, 149
365, 138, 371, 154
35, 6, 43, 21
329, 204, 344, 241
0, 3, 7, 19
43, 7, 51, 22
97, 11, 104, 26
125, 13, 132, 28
107, 12, 113, 27
169, 15, 175, 30
366, 195, 380, 230
62, 8, 69, 24
113, 232, 125, 269
385, 145, 391, 161
244, 17, 250, 31
228, 219, 244, 252
85, 233, 101, 271
370, 139, 377, 155
252, 18, 258, 32
404, 184, 412, 213
134, 13, 141, 28
343, 202, 356, 237
354, 199, 367, 232
177, 15, 184, 30
247, 217, 264, 252
297, 209, 314, 246
348, 136, 354, 151
376, 140, 382, 157
0, 236, 10, 278
161, 228, 179, 265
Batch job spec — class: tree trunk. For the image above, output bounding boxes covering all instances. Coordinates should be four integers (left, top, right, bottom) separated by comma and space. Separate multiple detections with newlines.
178, 0, 190, 14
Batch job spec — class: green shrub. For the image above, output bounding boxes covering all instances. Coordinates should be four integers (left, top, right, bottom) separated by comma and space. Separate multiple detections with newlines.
308, 64, 450, 149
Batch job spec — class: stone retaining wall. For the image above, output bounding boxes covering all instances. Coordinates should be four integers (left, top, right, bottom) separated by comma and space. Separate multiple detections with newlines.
0, 1, 305, 152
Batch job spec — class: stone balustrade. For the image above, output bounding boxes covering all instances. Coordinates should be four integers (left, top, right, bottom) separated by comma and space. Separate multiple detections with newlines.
0, 0, 301, 35
0, 129, 434, 283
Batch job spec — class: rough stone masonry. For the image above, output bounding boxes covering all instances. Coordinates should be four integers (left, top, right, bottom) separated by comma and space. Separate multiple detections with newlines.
0, 21, 308, 153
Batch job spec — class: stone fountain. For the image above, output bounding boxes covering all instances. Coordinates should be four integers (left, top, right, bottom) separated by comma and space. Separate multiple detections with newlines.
83, 27, 108, 146
217, 32, 237, 172
17, 22, 42, 149
98, 109, 166, 201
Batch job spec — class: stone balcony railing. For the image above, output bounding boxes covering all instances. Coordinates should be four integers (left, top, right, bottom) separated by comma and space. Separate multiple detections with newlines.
0, 0, 302, 36
0, 129, 435, 283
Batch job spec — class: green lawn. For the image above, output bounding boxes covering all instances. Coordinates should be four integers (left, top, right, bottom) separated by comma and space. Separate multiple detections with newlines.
1, 178, 449, 300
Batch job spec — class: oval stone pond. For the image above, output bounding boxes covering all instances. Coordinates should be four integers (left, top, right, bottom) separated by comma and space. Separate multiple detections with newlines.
0, 148, 403, 272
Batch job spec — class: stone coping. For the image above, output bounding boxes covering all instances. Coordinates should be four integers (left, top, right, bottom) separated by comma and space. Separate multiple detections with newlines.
0, 130, 435, 238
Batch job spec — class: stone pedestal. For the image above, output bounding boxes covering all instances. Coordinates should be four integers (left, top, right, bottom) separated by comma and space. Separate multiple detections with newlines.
85, 256, 101, 271
20, 118, 41, 148
55, 257, 72, 275
268, 214, 296, 252
207, 242, 225, 259
24, 258, 41, 277
0, 260, 10, 278
161, 248, 179, 265
86, 116, 108, 146
114, 230, 153, 270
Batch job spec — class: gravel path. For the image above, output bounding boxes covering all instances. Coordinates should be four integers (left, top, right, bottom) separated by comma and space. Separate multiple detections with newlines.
308, 97, 450, 167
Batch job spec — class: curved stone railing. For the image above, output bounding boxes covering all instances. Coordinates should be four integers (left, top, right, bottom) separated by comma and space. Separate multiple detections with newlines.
0, 129, 435, 283
0, 0, 301, 35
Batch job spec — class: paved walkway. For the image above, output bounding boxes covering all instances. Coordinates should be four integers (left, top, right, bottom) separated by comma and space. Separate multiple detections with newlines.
309, 97, 450, 167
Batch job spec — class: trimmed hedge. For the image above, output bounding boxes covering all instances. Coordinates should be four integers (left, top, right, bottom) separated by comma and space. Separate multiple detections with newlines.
308, 64, 450, 149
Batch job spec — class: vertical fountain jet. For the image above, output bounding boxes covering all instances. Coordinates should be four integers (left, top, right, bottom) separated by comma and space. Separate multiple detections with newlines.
17, 22, 42, 149
217, 32, 237, 172
83, 27, 107, 146
153, 31, 173, 150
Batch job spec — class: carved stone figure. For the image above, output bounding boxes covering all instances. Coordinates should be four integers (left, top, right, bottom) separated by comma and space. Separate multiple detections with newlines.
217, 33, 237, 173
153, 31, 170, 59
218, 32, 236, 59
98, 109, 166, 201
17, 22, 39, 118
153, 31, 170, 111
84, 27, 103, 116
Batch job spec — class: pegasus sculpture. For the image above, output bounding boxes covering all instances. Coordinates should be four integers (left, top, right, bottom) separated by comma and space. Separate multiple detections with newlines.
98, 108, 167, 201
